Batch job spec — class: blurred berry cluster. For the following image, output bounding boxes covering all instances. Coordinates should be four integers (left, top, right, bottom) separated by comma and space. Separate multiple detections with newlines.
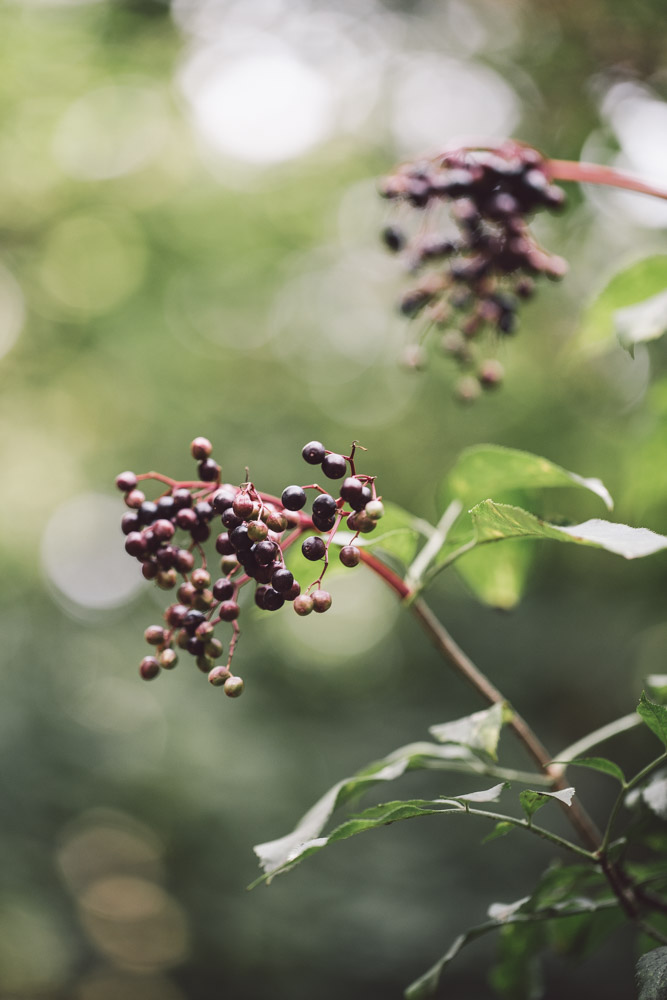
118, 438, 384, 695
379, 141, 568, 399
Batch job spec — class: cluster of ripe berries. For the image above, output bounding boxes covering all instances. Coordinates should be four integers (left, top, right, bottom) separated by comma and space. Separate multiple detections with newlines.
379, 141, 568, 400
118, 438, 384, 696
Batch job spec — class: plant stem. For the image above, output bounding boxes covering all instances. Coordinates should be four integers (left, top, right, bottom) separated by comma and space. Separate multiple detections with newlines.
357, 548, 602, 850
547, 159, 667, 202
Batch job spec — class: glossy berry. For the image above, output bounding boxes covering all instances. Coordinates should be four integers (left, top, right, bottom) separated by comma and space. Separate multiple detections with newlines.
139, 656, 160, 680
215, 532, 234, 556
165, 604, 188, 627
281, 485, 307, 511
302, 536, 326, 561
142, 561, 158, 580
339, 545, 361, 567
174, 549, 195, 573
125, 532, 146, 558
121, 511, 140, 535
183, 609, 206, 633
219, 601, 240, 622
262, 588, 285, 611
125, 489, 145, 509
340, 477, 364, 504
312, 512, 336, 533
271, 568, 294, 593
221, 508, 242, 530
211, 489, 235, 513
233, 493, 255, 519
138, 501, 158, 525
153, 519, 175, 541
116, 471, 138, 492
312, 589, 332, 613
191, 436, 213, 460
312, 493, 337, 519
321, 453, 347, 479
265, 510, 287, 532
213, 577, 234, 602
176, 507, 197, 530
198, 458, 220, 482
302, 440, 326, 465
172, 488, 193, 509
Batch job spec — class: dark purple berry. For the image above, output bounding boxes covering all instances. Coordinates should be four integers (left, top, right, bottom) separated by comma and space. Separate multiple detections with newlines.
340, 477, 364, 504
339, 545, 360, 567
198, 458, 220, 482
215, 532, 234, 555
116, 471, 138, 492
153, 518, 175, 541
121, 511, 140, 535
165, 604, 188, 627
186, 636, 205, 656
142, 561, 159, 580
172, 488, 193, 509
233, 493, 255, 519
302, 441, 326, 465
125, 489, 145, 509
213, 577, 234, 602
183, 609, 206, 633
281, 486, 307, 511
138, 501, 159, 525
271, 568, 294, 592
156, 546, 177, 569
139, 656, 160, 680
174, 549, 195, 573
221, 508, 242, 530
321, 454, 347, 479
211, 489, 235, 513
302, 536, 326, 561
177, 581, 196, 605
230, 525, 252, 552
176, 507, 198, 530
262, 588, 285, 611
312, 512, 336, 532
124, 532, 146, 557
194, 501, 214, 522
219, 601, 240, 622
312, 493, 337, 519
156, 495, 176, 518
381, 226, 405, 253
191, 436, 213, 460
190, 522, 210, 543
283, 579, 301, 601
255, 539, 278, 565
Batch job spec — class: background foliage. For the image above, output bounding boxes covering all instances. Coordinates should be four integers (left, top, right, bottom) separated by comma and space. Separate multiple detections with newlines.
2, 1, 667, 997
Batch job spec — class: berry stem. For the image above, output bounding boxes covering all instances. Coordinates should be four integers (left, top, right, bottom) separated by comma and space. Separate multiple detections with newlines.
547, 159, 667, 202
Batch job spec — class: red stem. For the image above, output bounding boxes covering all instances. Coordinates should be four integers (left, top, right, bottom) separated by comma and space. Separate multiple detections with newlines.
547, 159, 667, 202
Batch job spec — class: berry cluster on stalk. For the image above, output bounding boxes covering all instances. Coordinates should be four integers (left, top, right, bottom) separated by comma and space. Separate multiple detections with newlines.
117, 438, 384, 696
379, 140, 568, 399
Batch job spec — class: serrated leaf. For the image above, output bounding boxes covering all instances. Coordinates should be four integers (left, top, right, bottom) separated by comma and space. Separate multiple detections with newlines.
443, 444, 614, 512
470, 502, 667, 560
551, 756, 626, 785
578, 254, 667, 348
519, 787, 575, 822
638, 693, 667, 748
331, 500, 427, 568
637, 946, 667, 1000
429, 702, 506, 760
615, 288, 667, 357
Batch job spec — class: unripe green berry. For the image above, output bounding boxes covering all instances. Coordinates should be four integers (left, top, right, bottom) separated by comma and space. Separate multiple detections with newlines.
364, 500, 384, 520
191, 568, 211, 591
293, 594, 314, 616
196, 654, 213, 673
144, 625, 165, 645
247, 519, 269, 542
220, 555, 239, 575
159, 648, 178, 669
156, 569, 178, 590
224, 675, 244, 697
205, 637, 224, 658
209, 665, 230, 687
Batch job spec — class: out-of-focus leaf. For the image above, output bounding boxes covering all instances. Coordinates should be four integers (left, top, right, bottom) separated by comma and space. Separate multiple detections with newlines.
578, 254, 667, 348
636, 946, 667, 1000
519, 787, 575, 822
442, 444, 613, 512
489, 921, 544, 1000
469, 502, 667, 560
647, 676, 667, 705
615, 288, 667, 357
454, 540, 535, 610
429, 702, 507, 760
551, 756, 626, 785
638, 693, 667, 748
483, 821, 514, 844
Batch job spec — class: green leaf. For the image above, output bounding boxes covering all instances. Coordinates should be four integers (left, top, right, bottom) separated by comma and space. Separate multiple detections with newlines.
470, 502, 667, 560
427, 446, 614, 608
331, 500, 427, 568
483, 821, 514, 845
578, 254, 667, 349
252, 736, 512, 884
636, 946, 667, 1000
638, 693, 667, 748
615, 288, 667, 357
551, 756, 626, 785
519, 787, 575, 822
429, 702, 507, 760
443, 444, 614, 512
454, 541, 535, 611
489, 921, 544, 1000
647, 676, 667, 705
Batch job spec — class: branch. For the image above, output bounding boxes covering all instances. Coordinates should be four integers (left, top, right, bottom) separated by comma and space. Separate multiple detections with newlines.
547, 159, 667, 202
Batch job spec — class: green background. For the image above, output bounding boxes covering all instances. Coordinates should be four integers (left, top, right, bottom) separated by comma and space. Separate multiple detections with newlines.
1, 1, 667, 997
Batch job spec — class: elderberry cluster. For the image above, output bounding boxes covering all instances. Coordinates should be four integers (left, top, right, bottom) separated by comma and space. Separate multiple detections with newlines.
379, 141, 568, 399
117, 438, 384, 696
